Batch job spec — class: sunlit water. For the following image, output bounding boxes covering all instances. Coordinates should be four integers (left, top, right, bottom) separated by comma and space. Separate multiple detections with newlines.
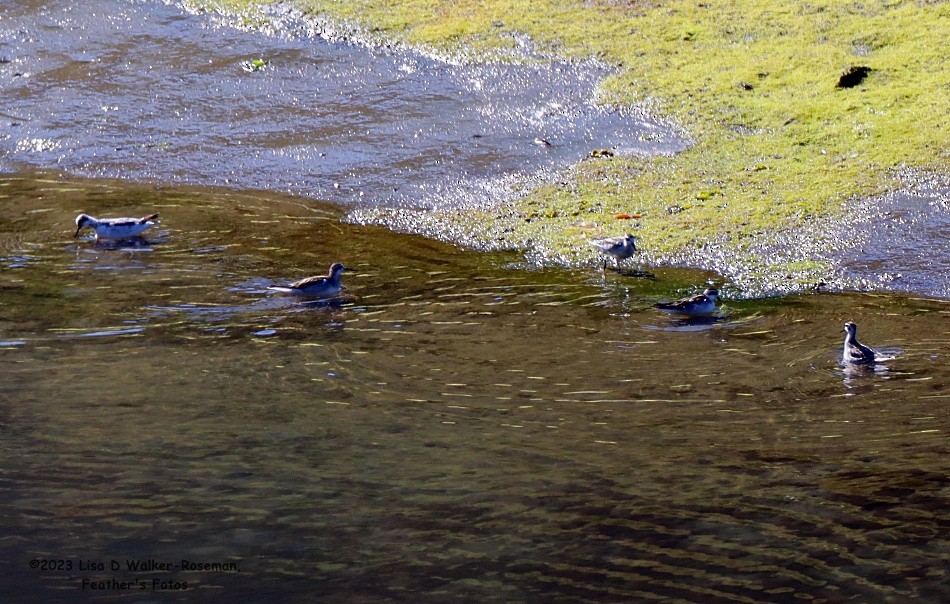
1, 0, 948, 299
0, 0, 948, 601
0, 0, 679, 210
835, 175, 950, 299
0, 175, 947, 602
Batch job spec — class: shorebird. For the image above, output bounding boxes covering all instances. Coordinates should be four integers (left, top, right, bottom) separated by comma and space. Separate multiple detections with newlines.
655, 288, 719, 316
591, 233, 637, 269
842, 321, 876, 364
74, 213, 159, 240
268, 263, 347, 298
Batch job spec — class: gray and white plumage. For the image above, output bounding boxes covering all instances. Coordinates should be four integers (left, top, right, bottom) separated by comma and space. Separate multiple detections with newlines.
655, 288, 719, 315
74, 213, 159, 240
268, 263, 347, 298
842, 321, 876, 364
591, 233, 637, 268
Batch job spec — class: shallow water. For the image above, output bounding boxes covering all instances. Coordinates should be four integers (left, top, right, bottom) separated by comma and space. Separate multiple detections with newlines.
1, 0, 948, 300
1, 0, 949, 601
835, 175, 950, 300
0, 175, 948, 602
0, 0, 679, 210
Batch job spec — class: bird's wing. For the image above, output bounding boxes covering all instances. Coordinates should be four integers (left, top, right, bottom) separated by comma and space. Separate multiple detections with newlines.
288, 275, 329, 289
845, 344, 875, 362
101, 217, 143, 226
591, 237, 621, 249
663, 293, 705, 309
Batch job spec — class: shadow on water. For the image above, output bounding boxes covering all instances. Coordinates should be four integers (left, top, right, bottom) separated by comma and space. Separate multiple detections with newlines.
0, 175, 948, 602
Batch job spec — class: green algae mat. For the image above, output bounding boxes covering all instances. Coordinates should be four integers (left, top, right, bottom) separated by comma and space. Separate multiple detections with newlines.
191, 0, 949, 293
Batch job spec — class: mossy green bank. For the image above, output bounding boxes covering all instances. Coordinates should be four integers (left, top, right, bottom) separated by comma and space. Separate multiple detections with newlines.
191, 0, 949, 293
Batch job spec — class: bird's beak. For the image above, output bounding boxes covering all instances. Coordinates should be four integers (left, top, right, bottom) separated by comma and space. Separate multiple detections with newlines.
74, 226, 82, 237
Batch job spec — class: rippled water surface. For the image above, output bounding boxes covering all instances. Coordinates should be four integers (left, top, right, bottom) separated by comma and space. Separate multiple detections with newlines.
0, 0, 679, 210
2, 0, 947, 300
836, 176, 950, 300
1, 0, 949, 601
0, 175, 948, 602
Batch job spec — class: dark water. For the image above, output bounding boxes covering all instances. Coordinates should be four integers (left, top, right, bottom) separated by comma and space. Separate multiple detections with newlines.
0, 175, 947, 602
0, 0, 948, 601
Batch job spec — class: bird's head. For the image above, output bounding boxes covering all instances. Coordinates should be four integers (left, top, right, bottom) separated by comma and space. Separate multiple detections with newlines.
74, 214, 94, 237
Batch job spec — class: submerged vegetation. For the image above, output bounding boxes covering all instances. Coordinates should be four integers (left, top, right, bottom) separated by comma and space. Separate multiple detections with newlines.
190, 0, 949, 293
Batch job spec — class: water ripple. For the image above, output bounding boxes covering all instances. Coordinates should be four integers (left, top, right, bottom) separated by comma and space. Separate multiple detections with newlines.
0, 0, 680, 212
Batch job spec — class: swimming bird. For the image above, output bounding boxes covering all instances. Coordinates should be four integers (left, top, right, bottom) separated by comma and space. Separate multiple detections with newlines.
268, 263, 347, 298
74, 212, 159, 240
591, 233, 637, 269
655, 288, 719, 316
842, 321, 876, 364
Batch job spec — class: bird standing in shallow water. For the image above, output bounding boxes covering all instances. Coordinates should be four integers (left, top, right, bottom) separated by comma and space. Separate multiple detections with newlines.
842, 321, 877, 364
268, 263, 347, 298
591, 233, 637, 269
74, 213, 159, 240
654, 288, 719, 316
